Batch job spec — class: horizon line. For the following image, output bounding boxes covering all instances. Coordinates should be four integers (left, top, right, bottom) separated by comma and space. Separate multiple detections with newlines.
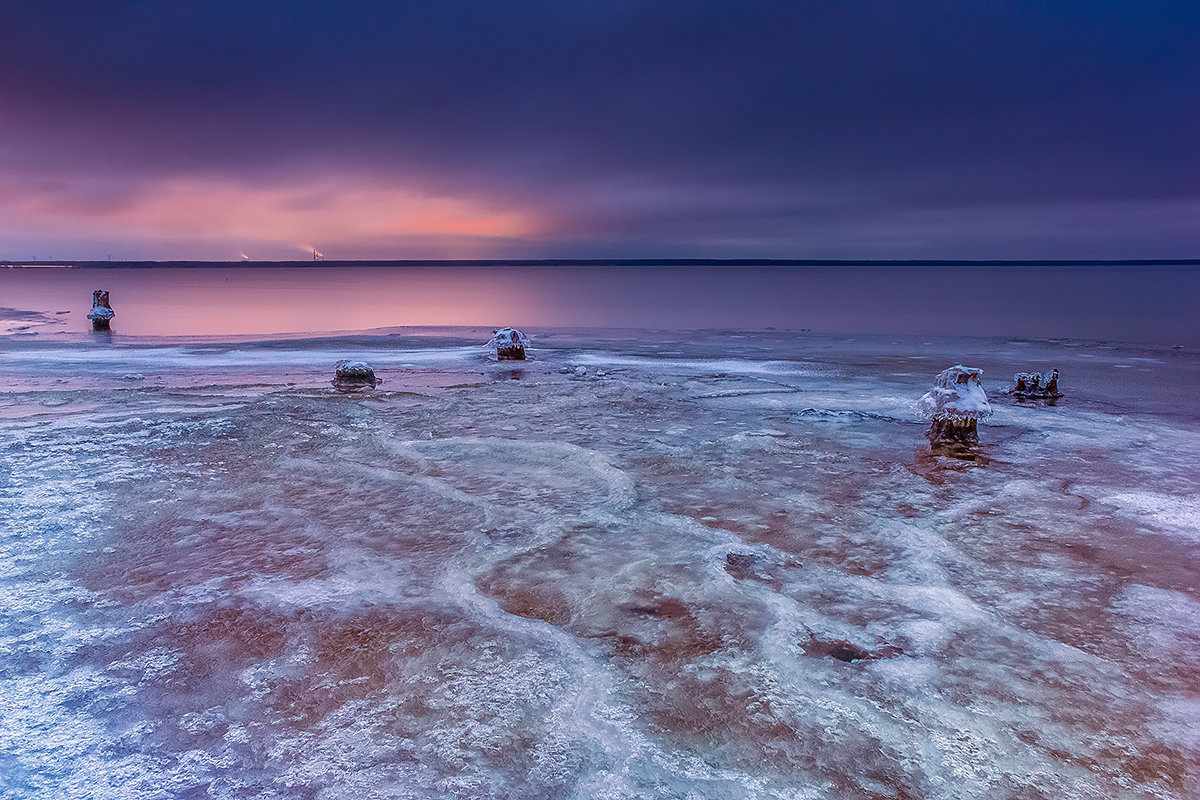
3, 257, 1199, 269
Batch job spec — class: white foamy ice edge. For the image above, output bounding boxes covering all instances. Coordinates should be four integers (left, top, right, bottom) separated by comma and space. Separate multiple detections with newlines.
572, 352, 832, 377
0, 345, 485, 373
1099, 491, 1200, 543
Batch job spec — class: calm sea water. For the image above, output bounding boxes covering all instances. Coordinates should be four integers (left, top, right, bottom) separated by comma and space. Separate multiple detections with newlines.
2, 263, 1197, 344
2, 265, 1199, 798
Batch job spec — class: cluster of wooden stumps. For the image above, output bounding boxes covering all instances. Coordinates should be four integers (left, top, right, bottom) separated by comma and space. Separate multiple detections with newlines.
1012, 368, 1062, 399
917, 364, 1063, 453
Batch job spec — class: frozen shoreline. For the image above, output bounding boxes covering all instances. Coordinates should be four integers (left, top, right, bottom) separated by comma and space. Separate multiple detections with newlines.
1, 328, 1198, 798
3, 326, 1197, 422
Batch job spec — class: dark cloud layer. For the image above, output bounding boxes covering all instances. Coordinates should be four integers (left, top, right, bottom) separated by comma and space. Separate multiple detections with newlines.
1, 1, 1197, 258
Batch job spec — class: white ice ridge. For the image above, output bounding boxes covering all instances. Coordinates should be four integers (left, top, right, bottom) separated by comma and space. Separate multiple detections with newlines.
915, 364, 992, 421
487, 327, 528, 348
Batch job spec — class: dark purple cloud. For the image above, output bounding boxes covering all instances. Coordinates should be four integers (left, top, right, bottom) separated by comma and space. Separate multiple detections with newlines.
0, 1, 1196, 258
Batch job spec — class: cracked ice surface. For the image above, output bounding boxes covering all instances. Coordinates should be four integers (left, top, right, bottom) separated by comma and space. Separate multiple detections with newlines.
0, 329, 1198, 799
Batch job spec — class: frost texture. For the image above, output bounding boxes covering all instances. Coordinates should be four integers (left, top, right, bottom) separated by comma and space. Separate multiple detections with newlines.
487, 327, 529, 349
916, 365, 992, 421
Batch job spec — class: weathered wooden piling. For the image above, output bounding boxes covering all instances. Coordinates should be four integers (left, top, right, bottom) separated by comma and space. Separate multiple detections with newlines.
489, 327, 529, 361
87, 290, 114, 331
332, 360, 379, 391
916, 365, 992, 446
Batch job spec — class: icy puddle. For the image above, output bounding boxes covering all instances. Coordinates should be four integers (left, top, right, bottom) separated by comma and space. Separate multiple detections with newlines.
1, 330, 1198, 799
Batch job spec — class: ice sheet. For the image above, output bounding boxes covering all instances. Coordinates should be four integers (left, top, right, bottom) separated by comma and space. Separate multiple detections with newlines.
1, 328, 1198, 799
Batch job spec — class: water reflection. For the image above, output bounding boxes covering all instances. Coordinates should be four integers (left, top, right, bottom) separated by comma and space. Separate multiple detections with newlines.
1, 264, 1197, 344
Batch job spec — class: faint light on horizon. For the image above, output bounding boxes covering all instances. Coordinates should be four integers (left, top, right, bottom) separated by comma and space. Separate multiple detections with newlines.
0, 176, 540, 252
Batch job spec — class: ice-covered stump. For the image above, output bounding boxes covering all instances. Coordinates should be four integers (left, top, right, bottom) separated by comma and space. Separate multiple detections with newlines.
87, 290, 114, 331
331, 360, 379, 391
489, 327, 529, 361
1012, 368, 1062, 399
916, 365, 992, 446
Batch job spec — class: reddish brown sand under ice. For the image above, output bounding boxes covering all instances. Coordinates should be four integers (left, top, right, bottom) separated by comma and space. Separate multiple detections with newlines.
1, 329, 1197, 798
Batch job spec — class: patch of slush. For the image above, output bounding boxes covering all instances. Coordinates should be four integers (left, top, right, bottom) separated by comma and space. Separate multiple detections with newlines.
1100, 492, 1200, 542
572, 352, 832, 377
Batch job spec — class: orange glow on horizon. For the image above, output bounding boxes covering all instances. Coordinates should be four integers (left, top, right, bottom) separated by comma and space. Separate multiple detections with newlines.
0, 176, 539, 252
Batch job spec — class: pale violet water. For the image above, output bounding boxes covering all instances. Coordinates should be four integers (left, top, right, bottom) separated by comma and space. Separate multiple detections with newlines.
1, 326, 1198, 799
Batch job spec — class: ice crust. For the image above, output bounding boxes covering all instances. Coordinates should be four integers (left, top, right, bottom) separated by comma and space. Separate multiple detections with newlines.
488, 327, 529, 348
85, 306, 114, 321
916, 364, 992, 421
1, 331, 1198, 799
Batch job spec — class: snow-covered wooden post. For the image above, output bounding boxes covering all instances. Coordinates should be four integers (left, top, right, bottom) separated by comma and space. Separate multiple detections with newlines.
332, 360, 379, 391
87, 290, 114, 331
917, 365, 992, 446
489, 327, 529, 361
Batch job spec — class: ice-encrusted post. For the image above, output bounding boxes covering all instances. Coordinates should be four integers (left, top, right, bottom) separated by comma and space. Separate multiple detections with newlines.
489, 327, 529, 361
87, 290, 114, 331
1044, 368, 1059, 396
332, 360, 379, 392
1012, 368, 1062, 399
916, 365, 992, 446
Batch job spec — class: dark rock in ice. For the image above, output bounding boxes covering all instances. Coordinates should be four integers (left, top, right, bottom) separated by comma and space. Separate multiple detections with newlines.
489, 327, 529, 360
87, 290, 114, 331
1010, 368, 1063, 400
724, 552, 760, 581
624, 596, 691, 619
800, 633, 903, 663
722, 550, 796, 586
917, 365, 991, 447
797, 408, 902, 422
331, 360, 379, 391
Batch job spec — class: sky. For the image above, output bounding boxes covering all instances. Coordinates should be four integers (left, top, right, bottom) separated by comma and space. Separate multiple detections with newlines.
1, 1, 1197, 261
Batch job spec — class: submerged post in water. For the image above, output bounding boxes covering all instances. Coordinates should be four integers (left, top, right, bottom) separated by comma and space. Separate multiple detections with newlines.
87, 290, 114, 331
332, 360, 379, 392
916, 365, 992, 446
489, 327, 529, 361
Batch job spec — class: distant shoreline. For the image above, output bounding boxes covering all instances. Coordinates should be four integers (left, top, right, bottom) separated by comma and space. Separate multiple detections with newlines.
3, 258, 1199, 269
